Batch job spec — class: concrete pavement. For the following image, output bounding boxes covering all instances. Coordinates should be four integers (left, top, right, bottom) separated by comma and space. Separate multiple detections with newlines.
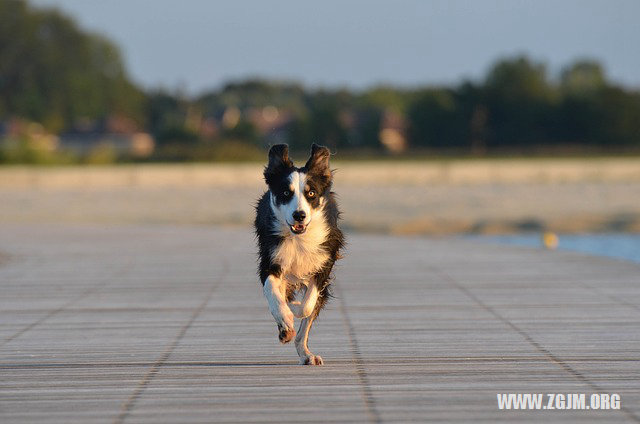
1, 224, 639, 422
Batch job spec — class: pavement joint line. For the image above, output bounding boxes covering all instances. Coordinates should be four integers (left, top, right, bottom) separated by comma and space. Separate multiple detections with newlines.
334, 282, 382, 424
113, 259, 229, 424
428, 265, 640, 423
2, 356, 639, 370
0, 259, 135, 348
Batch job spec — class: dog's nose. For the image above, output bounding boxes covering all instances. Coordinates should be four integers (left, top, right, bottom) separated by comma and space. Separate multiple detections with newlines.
292, 210, 306, 222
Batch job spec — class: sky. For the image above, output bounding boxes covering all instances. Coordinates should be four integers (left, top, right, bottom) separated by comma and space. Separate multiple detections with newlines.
31, 0, 640, 95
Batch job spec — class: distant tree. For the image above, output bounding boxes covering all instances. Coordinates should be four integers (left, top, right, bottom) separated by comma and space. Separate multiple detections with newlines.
557, 62, 606, 145
4, 6, 640, 164
561, 60, 606, 94
350, 105, 383, 149
355, 88, 410, 149
0, 1, 144, 132
558, 60, 640, 147
147, 91, 188, 139
360, 86, 413, 114
578, 86, 640, 146
407, 88, 468, 149
222, 119, 258, 144
456, 82, 488, 153
289, 90, 352, 151
482, 56, 559, 147
197, 79, 307, 116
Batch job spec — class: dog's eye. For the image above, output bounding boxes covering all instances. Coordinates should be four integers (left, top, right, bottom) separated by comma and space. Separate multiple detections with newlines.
308, 190, 315, 198
283, 190, 291, 197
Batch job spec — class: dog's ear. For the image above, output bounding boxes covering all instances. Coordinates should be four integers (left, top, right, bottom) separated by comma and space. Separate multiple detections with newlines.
264, 144, 293, 184
304, 143, 331, 179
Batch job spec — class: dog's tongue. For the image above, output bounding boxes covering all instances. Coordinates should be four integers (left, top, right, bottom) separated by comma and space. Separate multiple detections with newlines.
293, 223, 305, 231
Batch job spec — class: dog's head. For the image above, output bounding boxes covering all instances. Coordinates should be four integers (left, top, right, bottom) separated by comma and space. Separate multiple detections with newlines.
264, 143, 332, 235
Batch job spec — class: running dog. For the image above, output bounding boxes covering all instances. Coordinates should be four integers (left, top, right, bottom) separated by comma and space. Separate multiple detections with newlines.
254, 143, 344, 365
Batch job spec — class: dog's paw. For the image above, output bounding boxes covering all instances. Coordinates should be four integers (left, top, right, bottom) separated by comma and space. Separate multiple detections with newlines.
278, 324, 295, 344
300, 354, 323, 366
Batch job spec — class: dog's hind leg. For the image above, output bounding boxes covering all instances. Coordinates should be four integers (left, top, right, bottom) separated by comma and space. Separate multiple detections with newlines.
289, 281, 318, 319
295, 314, 323, 365
296, 279, 331, 365
263, 274, 295, 343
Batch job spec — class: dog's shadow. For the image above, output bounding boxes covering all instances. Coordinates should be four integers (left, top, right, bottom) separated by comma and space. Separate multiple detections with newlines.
165, 361, 301, 367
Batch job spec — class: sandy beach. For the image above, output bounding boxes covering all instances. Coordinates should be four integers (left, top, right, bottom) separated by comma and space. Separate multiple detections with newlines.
1, 158, 639, 234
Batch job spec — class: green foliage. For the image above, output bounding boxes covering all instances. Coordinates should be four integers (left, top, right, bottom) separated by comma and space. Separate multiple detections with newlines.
299, 90, 350, 150
83, 143, 118, 164
155, 125, 200, 146
222, 119, 258, 144
485, 56, 555, 102
196, 79, 308, 119
0, 134, 75, 164
561, 60, 606, 94
408, 89, 467, 148
360, 86, 413, 113
350, 105, 383, 148
0, 0, 145, 131
150, 140, 263, 162
406, 56, 640, 151
2, 2, 640, 163
208, 140, 264, 161
481, 56, 559, 146
147, 91, 184, 135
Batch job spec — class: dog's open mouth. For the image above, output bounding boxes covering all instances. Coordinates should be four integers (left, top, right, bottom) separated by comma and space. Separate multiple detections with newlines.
290, 223, 307, 234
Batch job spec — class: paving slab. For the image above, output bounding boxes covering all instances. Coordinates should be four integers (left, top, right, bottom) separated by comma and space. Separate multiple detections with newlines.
0, 224, 639, 423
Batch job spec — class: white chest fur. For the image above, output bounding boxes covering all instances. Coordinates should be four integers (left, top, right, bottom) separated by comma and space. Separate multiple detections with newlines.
271, 217, 330, 279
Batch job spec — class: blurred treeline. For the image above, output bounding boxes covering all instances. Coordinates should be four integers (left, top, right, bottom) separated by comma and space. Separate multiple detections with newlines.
2, 1, 640, 164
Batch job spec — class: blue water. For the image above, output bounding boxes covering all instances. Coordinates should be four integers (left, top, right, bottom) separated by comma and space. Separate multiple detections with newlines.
467, 233, 640, 264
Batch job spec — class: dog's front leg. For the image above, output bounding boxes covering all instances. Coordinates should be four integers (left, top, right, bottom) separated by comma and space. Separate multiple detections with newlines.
263, 274, 295, 343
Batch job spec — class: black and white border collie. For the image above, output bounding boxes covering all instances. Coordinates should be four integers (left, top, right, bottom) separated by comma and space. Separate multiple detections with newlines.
255, 143, 344, 365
